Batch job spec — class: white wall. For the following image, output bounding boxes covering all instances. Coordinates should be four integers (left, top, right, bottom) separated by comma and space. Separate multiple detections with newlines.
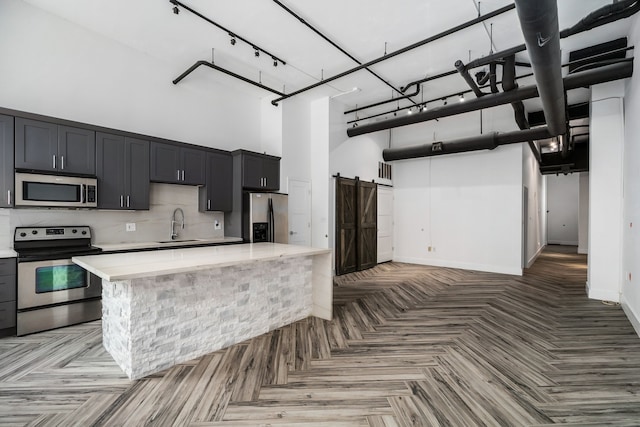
393, 144, 524, 275
547, 174, 580, 246
622, 15, 640, 336
522, 145, 546, 267
0, 0, 262, 152
310, 98, 330, 249
578, 172, 589, 254
588, 81, 626, 303
280, 96, 312, 192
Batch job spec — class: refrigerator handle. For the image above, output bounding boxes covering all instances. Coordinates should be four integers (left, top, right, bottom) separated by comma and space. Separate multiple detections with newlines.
268, 198, 274, 242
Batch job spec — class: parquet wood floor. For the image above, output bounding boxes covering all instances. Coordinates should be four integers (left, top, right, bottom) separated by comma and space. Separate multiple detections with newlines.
1, 246, 639, 426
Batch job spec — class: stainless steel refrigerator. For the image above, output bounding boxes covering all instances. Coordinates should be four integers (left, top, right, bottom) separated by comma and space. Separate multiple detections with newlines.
243, 192, 288, 243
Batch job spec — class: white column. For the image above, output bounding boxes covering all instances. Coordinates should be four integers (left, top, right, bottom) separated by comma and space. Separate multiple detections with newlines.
588, 81, 625, 302
578, 172, 589, 255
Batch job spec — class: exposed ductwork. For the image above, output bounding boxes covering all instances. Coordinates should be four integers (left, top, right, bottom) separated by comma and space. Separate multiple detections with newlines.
514, 0, 566, 137
347, 61, 633, 137
502, 55, 529, 131
382, 127, 552, 161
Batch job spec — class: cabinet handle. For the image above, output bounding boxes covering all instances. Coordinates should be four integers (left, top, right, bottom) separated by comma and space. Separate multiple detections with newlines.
7, 190, 11, 206
126, 195, 130, 208
181, 170, 185, 181
52, 155, 56, 169
264, 177, 267, 187
60, 156, 64, 170
120, 195, 124, 208
176, 170, 180, 180
208, 199, 211, 210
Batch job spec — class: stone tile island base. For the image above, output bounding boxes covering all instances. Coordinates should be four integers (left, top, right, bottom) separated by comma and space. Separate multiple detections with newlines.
102, 256, 320, 380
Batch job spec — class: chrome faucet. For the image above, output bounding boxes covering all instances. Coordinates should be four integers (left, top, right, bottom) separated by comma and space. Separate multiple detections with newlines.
171, 208, 185, 240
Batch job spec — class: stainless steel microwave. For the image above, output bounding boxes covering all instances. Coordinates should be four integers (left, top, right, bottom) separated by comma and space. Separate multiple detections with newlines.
15, 172, 97, 208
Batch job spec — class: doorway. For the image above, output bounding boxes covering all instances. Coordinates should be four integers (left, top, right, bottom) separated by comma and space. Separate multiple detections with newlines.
377, 186, 393, 263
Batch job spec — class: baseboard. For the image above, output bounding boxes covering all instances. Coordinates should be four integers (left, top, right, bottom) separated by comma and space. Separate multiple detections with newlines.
587, 285, 620, 303
621, 294, 640, 338
547, 240, 579, 246
526, 245, 545, 268
393, 256, 522, 276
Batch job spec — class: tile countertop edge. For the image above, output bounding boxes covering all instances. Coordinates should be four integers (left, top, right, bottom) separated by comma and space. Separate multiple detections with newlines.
0, 249, 17, 258
73, 243, 332, 282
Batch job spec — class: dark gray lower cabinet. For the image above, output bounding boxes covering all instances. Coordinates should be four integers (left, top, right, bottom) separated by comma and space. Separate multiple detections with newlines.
0, 115, 14, 208
0, 258, 16, 332
199, 151, 233, 212
96, 133, 149, 210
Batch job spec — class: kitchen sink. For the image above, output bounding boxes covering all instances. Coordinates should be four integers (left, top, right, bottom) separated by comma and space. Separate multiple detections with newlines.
155, 239, 199, 244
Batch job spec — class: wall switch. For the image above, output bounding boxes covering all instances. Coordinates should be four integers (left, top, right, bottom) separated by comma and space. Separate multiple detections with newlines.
126, 223, 136, 232
214, 220, 221, 230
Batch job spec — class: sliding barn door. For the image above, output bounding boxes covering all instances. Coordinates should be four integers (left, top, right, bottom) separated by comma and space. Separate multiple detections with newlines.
335, 177, 357, 275
357, 180, 377, 271
335, 177, 378, 275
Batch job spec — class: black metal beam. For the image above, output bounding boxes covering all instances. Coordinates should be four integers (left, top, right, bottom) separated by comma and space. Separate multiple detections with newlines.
270, 3, 516, 105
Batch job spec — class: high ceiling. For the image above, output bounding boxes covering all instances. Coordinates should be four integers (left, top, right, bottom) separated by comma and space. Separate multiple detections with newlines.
22, 0, 634, 126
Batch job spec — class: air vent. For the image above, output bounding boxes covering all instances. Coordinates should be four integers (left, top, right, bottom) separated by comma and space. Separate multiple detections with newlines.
378, 161, 392, 180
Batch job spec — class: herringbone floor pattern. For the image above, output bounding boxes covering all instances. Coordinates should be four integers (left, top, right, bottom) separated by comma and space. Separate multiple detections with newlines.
1, 246, 639, 426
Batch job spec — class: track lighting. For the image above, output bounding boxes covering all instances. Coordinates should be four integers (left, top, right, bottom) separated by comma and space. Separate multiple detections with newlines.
422, 104, 428, 112
459, 94, 465, 102
254, 48, 260, 58
172, 6, 179, 14
230, 34, 236, 45
442, 97, 448, 106
272, 57, 278, 67
407, 108, 413, 115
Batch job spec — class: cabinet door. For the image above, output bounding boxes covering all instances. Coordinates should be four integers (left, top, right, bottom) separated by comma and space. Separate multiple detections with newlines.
181, 147, 206, 185
206, 152, 232, 211
58, 126, 95, 175
15, 118, 57, 172
150, 142, 180, 183
262, 157, 280, 191
125, 138, 150, 210
96, 133, 126, 209
0, 115, 14, 208
241, 153, 264, 189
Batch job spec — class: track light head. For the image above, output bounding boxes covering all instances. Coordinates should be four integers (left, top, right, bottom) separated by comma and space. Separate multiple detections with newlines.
272, 57, 278, 67
172, 6, 179, 14
230, 37, 236, 46
459, 94, 465, 102
254, 49, 260, 58
442, 97, 448, 106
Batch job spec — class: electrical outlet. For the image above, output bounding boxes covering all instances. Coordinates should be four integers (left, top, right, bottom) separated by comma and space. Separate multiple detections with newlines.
428, 246, 432, 252
214, 220, 221, 230
126, 223, 136, 232
629, 272, 633, 281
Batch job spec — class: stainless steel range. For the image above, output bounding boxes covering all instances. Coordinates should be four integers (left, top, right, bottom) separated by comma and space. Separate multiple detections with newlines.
14, 226, 103, 336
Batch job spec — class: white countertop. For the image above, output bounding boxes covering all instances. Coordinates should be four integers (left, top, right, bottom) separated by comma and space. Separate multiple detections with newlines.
95, 236, 243, 252
0, 249, 17, 258
73, 243, 331, 281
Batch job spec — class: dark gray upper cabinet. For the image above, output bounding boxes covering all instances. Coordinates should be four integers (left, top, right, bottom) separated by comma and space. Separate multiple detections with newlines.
15, 118, 95, 175
236, 150, 280, 191
0, 115, 14, 208
96, 133, 149, 210
199, 151, 232, 212
150, 142, 205, 185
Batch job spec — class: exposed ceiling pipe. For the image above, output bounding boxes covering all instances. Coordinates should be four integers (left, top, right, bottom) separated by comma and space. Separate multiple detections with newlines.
271, 0, 412, 105
489, 62, 499, 94
269, 3, 516, 105
455, 60, 486, 97
514, 0, 565, 137
173, 60, 285, 96
347, 61, 632, 137
382, 127, 552, 161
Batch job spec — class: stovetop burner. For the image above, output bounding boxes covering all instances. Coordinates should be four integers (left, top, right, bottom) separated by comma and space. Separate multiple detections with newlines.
14, 226, 102, 261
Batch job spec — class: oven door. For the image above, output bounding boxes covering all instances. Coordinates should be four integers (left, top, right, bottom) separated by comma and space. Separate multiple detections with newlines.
17, 259, 101, 310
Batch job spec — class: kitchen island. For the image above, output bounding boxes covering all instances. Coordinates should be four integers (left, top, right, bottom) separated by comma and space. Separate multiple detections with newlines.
73, 243, 332, 380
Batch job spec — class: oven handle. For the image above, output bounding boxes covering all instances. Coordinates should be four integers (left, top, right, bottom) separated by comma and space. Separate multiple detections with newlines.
80, 184, 85, 204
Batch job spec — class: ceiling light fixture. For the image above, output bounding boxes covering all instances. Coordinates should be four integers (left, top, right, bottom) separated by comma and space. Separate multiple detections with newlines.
230, 34, 236, 45
254, 48, 260, 58
459, 94, 465, 102
172, 6, 179, 14
442, 97, 448, 106
407, 108, 413, 115
272, 57, 278, 67
422, 104, 428, 112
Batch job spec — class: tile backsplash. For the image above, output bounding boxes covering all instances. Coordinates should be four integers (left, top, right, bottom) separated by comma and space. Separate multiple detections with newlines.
0, 183, 227, 248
